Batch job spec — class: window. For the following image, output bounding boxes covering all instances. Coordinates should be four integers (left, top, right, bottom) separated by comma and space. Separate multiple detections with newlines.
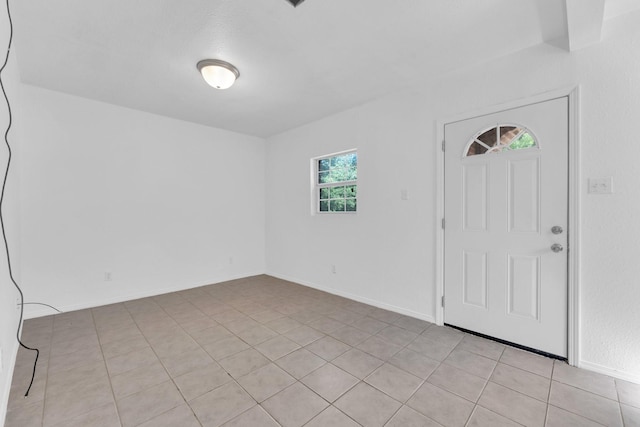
465, 125, 537, 156
315, 151, 357, 213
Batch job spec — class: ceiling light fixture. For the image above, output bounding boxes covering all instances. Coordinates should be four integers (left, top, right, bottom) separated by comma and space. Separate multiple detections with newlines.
197, 59, 240, 89
286, 0, 306, 6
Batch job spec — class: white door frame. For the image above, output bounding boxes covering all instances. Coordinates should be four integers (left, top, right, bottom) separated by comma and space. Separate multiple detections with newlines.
435, 86, 581, 366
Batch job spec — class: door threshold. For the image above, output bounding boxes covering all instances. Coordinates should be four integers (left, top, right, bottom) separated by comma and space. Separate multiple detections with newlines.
444, 323, 567, 361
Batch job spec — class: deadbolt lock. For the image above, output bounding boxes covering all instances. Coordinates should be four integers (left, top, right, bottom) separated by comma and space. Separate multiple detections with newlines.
551, 226, 563, 235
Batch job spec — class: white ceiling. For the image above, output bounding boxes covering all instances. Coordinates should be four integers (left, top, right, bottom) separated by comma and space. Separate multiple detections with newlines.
11, 0, 637, 137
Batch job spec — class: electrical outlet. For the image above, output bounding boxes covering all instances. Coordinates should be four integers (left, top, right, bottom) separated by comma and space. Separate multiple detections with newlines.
16, 297, 20, 310
331, 264, 336, 274
229, 257, 233, 265
104, 272, 112, 281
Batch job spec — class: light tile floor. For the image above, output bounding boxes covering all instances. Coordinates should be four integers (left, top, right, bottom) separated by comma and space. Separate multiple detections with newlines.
5, 275, 640, 426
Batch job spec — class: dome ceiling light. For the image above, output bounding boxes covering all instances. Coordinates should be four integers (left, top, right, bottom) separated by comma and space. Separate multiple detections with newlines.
286, 0, 306, 6
197, 59, 240, 90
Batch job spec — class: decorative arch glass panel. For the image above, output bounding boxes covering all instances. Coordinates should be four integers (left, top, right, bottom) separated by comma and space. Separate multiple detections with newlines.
465, 125, 537, 157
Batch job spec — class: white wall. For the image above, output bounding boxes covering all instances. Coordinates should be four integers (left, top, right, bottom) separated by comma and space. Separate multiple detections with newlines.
0, 1, 23, 423
266, 94, 436, 321
266, 12, 640, 381
19, 86, 266, 317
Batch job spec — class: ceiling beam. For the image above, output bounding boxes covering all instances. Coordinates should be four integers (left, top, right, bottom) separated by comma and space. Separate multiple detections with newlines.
565, 0, 606, 51
605, 0, 640, 20
536, 0, 569, 47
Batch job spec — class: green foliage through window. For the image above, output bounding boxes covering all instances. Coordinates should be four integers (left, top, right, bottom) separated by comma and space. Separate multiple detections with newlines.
508, 132, 536, 150
317, 152, 357, 213
318, 152, 357, 184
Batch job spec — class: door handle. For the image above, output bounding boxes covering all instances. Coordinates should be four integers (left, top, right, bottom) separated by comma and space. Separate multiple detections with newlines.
551, 243, 563, 253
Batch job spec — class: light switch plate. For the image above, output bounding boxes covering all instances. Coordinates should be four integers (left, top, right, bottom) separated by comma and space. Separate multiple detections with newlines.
588, 177, 613, 194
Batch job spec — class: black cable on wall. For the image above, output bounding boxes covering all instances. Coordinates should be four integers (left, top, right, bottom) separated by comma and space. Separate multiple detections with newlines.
0, 0, 40, 397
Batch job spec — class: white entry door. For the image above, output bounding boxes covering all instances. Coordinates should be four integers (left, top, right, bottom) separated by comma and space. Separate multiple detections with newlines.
444, 97, 568, 357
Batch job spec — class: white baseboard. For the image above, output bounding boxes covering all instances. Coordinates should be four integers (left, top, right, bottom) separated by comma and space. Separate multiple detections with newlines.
23, 271, 436, 324
579, 360, 640, 384
267, 271, 436, 324
23, 271, 266, 319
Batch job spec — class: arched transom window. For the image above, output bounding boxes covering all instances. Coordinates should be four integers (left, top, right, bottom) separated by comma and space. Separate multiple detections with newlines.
465, 125, 537, 156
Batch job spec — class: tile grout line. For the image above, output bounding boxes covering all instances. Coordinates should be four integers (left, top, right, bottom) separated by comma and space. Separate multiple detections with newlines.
214, 287, 410, 425
230, 307, 343, 425
38, 318, 54, 426
550, 360, 621, 426
121, 299, 196, 426
90, 307, 125, 427
544, 360, 557, 427
348, 320, 446, 425
547, 382, 623, 426
462, 347, 502, 427
147, 284, 317, 426
613, 378, 628, 427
